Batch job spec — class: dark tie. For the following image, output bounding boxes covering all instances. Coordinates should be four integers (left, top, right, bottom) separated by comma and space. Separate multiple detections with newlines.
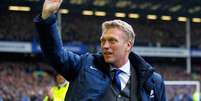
112, 69, 122, 93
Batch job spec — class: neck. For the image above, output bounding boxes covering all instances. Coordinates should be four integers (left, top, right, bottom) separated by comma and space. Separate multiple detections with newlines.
58, 80, 67, 87
113, 57, 129, 68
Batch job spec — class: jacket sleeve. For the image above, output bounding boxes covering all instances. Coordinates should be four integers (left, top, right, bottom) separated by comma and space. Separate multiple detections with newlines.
158, 78, 167, 101
34, 14, 81, 81
153, 73, 167, 101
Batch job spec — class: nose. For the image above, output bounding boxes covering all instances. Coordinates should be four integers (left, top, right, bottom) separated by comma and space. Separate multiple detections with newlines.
102, 41, 110, 49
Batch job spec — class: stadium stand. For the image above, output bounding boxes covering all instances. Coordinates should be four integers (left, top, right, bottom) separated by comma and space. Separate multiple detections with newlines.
0, 0, 201, 100
1, 11, 200, 48
0, 11, 36, 41
0, 62, 55, 101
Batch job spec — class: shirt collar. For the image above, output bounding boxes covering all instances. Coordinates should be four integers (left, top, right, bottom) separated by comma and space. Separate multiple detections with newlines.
110, 60, 131, 75
58, 80, 68, 87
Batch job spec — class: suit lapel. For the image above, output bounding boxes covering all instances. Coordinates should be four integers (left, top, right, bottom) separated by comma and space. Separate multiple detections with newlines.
130, 63, 139, 101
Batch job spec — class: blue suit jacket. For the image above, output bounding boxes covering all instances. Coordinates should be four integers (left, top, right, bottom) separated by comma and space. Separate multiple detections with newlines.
34, 14, 167, 101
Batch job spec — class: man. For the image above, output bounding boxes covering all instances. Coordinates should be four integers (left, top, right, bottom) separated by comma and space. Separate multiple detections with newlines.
43, 74, 69, 101
34, 0, 167, 100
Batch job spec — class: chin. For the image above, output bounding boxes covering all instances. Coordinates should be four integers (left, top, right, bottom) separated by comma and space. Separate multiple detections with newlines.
104, 58, 113, 63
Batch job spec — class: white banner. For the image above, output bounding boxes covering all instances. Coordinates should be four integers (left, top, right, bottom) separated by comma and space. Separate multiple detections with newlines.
0, 41, 31, 53
132, 47, 188, 57
191, 50, 201, 57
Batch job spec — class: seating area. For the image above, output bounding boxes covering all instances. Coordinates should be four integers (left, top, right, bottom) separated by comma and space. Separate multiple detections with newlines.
0, 62, 200, 101
0, 11, 201, 49
0, 11, 37, 41
0, 62, 55, 101
0, 10, 200, 101
154, 64, 201, 81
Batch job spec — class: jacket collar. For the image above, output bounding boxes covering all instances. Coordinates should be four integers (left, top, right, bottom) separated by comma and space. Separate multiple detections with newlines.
93, 52, 154, 84
93, 53, 110, 76
128, 52, 154, 85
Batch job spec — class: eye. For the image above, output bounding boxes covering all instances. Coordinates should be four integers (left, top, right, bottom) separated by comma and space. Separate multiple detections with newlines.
100, 38, 106, 44
108, 38, 117, 44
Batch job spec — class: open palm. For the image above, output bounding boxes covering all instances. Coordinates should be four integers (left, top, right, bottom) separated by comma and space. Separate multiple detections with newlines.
42, 0, 63, 19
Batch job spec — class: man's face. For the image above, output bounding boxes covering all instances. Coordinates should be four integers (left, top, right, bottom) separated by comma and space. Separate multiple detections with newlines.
100, 27, 131, 67
56, 74, 65, 84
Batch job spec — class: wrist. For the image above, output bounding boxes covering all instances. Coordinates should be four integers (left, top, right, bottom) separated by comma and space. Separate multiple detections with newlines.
41, 10, 50, 20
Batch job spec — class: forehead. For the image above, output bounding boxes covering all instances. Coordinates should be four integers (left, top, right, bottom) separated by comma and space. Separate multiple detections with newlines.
101, 28, 125, 39
56, 75, 63, 78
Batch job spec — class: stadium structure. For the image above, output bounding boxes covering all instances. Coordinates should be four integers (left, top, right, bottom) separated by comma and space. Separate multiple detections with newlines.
0, 0, 201, 101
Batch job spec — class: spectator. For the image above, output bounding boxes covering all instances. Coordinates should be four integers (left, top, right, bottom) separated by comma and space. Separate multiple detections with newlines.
43, 74, 69, 101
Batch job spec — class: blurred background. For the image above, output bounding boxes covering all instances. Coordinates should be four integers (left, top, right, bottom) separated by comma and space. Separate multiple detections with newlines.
0, 0, 201, 101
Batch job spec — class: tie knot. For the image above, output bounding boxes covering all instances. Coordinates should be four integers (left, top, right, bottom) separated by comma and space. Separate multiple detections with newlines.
113, 69, 122, 76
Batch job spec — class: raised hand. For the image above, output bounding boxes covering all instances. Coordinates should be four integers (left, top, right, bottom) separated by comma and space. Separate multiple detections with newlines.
42, 0, 63, 19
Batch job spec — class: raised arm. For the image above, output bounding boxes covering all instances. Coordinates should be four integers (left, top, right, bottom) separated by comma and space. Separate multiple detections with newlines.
34, 0, 81, 81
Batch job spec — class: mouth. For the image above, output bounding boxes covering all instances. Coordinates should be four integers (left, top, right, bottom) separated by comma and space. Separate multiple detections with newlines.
103, 52, 113, 56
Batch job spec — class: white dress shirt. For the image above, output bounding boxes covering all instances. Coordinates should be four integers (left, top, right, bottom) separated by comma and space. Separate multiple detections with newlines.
110, 60, 131, 90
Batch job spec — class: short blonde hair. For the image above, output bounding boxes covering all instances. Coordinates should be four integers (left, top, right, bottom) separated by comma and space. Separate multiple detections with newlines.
102, 19, 135, 46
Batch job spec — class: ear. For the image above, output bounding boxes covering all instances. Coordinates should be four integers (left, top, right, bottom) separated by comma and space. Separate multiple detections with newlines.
126, 40, 132, 52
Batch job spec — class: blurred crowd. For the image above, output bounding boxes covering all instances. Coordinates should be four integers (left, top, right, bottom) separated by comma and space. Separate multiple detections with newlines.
154, 64, 201, 101
0, 11, 36, 41
154, 64, 201, 81
0, 11, 201, 101
166, 85, 197, 101
0, 11, 201, 49
0, 62, 200, 101
0, 62, 55, 101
